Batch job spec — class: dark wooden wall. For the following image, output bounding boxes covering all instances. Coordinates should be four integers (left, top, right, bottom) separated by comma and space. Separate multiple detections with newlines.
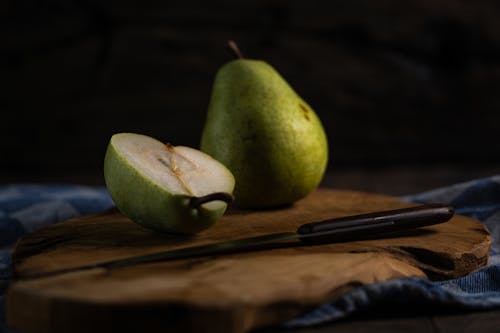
3, 0, 500, 183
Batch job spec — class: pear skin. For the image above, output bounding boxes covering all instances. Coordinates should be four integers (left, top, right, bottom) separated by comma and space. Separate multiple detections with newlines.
201, 58, 328, 208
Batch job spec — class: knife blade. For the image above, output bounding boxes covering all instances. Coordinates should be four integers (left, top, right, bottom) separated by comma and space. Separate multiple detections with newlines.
18, 204, 454, 280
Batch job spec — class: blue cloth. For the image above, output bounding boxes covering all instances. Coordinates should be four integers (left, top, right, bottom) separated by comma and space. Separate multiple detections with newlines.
1, 178, 500, 332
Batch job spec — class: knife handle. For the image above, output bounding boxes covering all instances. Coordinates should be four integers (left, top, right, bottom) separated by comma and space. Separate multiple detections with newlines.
297, 204, 454, 245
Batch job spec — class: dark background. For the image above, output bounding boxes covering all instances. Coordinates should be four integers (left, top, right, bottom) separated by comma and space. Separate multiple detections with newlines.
2, 0, 500, 194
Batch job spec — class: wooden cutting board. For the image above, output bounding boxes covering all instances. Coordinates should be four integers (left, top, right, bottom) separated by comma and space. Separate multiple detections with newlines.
6, 189, 490, 333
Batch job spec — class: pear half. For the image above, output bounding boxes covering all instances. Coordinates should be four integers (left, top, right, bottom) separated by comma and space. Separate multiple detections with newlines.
104, 133, 235, 234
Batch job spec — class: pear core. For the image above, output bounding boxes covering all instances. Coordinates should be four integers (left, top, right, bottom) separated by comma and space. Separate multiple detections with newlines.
114, 135, 233, 204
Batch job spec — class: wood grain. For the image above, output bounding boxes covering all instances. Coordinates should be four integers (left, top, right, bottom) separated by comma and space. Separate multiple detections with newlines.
6, 189, 490, 333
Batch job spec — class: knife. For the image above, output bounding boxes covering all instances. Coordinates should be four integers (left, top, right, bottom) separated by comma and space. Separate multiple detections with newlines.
18, 204, 454, 280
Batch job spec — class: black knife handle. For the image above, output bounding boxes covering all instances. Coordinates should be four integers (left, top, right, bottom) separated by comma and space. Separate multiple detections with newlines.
297, 204, 454, 245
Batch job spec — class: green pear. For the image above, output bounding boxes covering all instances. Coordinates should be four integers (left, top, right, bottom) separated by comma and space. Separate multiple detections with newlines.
201, 42, 328, 208
104, 133, 235, 234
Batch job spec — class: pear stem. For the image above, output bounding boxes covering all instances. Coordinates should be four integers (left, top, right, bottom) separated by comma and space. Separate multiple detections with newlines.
190, 192, 234, 208
227, 40, 244, 59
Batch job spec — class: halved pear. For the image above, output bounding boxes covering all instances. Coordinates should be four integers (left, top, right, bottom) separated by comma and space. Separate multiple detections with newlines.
104, 133, 235, 234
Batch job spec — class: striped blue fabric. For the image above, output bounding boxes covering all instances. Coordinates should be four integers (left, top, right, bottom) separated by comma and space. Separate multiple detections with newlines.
0, 177, 499, 332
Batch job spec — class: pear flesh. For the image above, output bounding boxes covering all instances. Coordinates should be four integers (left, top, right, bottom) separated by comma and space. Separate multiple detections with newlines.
104, 133, 235, 234
201, 59, 328, 208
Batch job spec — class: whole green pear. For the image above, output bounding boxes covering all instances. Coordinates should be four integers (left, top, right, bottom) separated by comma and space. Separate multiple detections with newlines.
201, 46, 328, 208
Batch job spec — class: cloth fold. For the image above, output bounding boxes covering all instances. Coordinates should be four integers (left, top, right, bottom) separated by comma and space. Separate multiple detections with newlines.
1, 177, 500, 332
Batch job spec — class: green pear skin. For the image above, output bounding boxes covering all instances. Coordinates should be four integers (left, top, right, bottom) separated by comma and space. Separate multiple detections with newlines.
104, 134, 234, 234
201, 59, 328, 208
